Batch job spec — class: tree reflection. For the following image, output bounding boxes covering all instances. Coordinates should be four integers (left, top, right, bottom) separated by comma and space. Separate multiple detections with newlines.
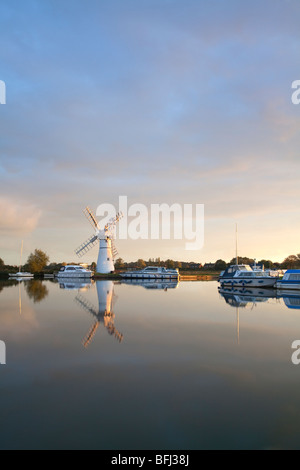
0, 279, 19, 294
25, 280, 49, 303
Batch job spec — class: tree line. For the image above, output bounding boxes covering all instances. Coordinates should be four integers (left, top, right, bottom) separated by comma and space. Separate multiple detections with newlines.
1, 251, 300, 274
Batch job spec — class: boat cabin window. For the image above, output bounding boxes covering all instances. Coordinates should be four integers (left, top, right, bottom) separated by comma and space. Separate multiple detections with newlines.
288, 298, 300, 306
66, 267, 76, 271
59, 267, 65, 272
288, 274, 300, 281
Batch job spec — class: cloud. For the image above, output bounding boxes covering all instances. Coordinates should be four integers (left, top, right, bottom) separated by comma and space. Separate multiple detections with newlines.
0, 197, 41, 235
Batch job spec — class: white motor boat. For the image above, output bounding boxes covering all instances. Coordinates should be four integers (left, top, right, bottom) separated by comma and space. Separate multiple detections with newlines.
120, 266, 179, 280
56, 265, 93, 279
276, 270, 300, 290
219, 265, 277, 288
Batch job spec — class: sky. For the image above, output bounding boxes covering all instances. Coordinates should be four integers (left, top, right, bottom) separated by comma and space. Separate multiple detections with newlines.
0, 0, 300, 265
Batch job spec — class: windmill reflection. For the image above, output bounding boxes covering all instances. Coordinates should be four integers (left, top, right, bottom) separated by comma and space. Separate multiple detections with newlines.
75, 281, 123, 347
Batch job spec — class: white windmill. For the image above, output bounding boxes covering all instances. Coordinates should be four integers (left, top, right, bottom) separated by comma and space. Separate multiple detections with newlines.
75, 206, 122, 274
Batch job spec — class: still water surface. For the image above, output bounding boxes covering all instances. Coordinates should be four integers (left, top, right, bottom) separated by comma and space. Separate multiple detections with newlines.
1, 278, 300, 450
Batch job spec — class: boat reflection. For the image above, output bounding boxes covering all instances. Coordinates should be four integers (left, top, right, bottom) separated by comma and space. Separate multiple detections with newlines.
278, 290, 300, 310
58, 279, 93, 291
219, 286, 279, 345
75, 281, 123, 347
121, 279, 179, 290
219, 286, 277, 308
219, 286, 300, 311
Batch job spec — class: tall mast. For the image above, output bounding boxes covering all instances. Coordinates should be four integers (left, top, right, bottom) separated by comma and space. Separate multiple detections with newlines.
19, 240, 23, 272
236, 223, 238, 266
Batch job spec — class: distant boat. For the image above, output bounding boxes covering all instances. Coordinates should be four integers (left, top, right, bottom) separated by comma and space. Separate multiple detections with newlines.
120, 266, 179, 280
9, 272, 34, 278
9, 240, 34, 279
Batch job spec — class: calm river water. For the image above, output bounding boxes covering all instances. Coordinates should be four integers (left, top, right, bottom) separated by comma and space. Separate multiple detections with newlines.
1, 278, 300, 449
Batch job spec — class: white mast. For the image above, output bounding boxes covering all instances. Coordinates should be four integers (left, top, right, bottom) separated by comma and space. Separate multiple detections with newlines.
19, 240, 24, 273
235, 223, 238, 266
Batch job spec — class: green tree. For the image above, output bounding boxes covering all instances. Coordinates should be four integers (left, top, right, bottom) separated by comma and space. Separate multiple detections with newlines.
115, 258, 125, 270
258, 259, 274, 269
229, 256, 254, 265
27, 249, 49, 273
0, 258, 4, 269
90, 262, 97, 272
215, 259, 227, 271
166, 259, 175, 269
137, 259, 146, 269
282, 255, 300, 269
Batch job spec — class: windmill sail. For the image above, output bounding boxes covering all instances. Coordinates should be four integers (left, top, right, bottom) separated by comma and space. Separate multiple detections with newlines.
82, 321, 100, 348
75, 294, 98, 317
84, 206, 99, 230
75, 235, 98, 258
111, 239, 118, 259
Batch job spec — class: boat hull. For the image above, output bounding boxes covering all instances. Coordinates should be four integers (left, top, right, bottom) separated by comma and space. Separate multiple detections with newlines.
9, 272, 34, 278
121, 273, 179, 280
56, 273, 92, 279
276, 281, 300, 290
220, 277, 276, 288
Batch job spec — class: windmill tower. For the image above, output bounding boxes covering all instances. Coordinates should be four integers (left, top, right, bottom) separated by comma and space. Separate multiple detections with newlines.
75, 206, 122, 274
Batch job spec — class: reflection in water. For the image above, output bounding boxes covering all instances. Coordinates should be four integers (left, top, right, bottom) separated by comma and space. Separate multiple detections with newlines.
219, 286, 300, 311
0, 279, 19, 294
219, 287, 278, 346
121, 279, 179, 290
25, 280, 49, 304
219, 286, 300, 345
3, 280, 300, 448
219, 286, 277, 308
279, 291, 300, 310
59, 279, 93, 291
76, 281, 123, 347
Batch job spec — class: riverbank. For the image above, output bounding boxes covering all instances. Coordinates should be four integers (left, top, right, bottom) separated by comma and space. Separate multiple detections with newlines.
0, 270, 220, 282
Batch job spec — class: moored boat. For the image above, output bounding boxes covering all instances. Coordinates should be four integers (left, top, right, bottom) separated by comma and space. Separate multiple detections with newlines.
120, 266, 179, 280
9, 240, 34, 279
9, 272, 34, 278
56, 265, 93, 279
276, 270, 300, 290
219, 264, 277, 288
